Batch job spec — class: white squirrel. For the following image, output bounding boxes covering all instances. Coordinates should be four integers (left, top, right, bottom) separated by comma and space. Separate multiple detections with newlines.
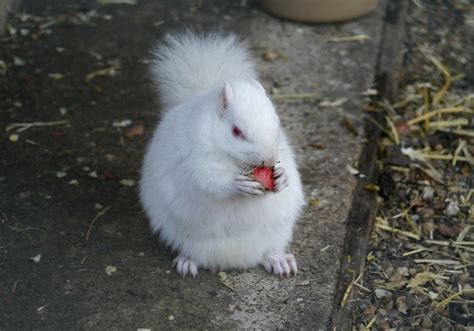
139, 31, 305, 277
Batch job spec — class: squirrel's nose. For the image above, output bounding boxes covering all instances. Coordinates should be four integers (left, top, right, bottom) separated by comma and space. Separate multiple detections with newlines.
262, 151, 277, 167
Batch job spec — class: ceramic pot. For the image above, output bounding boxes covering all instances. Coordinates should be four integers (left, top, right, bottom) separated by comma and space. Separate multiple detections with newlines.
257, 0, 380, 23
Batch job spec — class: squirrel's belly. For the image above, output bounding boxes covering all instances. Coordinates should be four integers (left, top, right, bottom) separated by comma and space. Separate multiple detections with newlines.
169, 190, 302, 269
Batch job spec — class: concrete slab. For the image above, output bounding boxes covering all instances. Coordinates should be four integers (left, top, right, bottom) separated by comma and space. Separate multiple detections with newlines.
1, 0, 386, 329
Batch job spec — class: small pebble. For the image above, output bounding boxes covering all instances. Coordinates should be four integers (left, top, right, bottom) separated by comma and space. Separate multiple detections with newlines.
444, 200, 459, 217
375, 288, 391, 299
422, 186, 435, 200
168, 315, 175, 321
421, 317, 432, 328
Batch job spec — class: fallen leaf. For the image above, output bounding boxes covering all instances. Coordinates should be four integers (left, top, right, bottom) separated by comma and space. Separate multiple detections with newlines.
262, 50, 279, 61
363, 304, 377, 317
112, 119, 131, 128
437, 223, 464, 238
407, 272, 448, 288
319, 98, 347, 108
309, 199, 320, 207
56, 171, 67, 178
105, 265, 117, 276
125, 124, 144, 137
310, 143, 325, 149
9, 134, 19, 142
346, 164, 359, 175
218, 271, 227, 282
364, 183, 380, 192
120, 179, 135, 186
341, 117, 358, 136
30, 254, 41, 264
49, 73, 63, 80
361, 88, 378, 96
14, 56, 25, 66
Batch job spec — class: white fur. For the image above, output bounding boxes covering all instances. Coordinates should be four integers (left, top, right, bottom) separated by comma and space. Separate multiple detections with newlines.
151, 32, 257, 110
140, 32, 305, 273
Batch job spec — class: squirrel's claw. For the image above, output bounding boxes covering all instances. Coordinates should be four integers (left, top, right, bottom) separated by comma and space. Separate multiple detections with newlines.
262, 253, 297, 277
173, 255, 198, 278
235, 175, 265, 196
273, 167, 289, 193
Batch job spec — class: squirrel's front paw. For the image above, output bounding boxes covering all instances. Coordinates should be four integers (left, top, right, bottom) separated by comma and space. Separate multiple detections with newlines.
273, 167, 289, 193
235, 175, 265, 196
172, 255, 198, 278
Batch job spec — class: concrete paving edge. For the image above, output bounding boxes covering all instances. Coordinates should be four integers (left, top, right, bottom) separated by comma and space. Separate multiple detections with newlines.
330, 2, 408, 329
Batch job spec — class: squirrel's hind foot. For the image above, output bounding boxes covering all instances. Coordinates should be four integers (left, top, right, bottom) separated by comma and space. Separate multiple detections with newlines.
173, 255, 199, 278
262, 253, 297, 277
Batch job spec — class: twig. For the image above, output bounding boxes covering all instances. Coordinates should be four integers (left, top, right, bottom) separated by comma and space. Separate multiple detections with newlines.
220, 281, 238, 293
407, 106, 465, 125
6, 120, 70, 133
437, 289, 474, 308
452, 140, 466, 166
414, 259, 461, 266
85, 205, 111, 241
437, 128, 474, 138
419, 153, 473, 164
426, 55, 452, 104
365, 316, 376, 330
375, 222, 420, 240
340, 272, 363, 309
327, 34, 370, 43
85, 64, 119, 83
425, 119, 469, 129
385, 115, 400, 145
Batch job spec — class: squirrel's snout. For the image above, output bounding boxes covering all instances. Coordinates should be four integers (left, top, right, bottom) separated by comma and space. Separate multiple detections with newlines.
261, 151, 277, 167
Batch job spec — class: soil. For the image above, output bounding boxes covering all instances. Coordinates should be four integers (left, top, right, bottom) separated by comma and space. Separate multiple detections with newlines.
351, 1, 474, 329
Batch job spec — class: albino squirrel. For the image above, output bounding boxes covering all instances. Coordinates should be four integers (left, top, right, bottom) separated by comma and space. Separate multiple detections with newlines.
139, 32, 305, 277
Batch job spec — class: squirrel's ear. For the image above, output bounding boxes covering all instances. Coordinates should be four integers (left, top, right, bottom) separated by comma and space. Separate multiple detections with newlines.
251, 79, 266, 94
220, 82, 234, 110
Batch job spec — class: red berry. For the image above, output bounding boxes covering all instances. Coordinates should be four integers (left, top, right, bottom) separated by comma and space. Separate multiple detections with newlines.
251, 166, 275, 191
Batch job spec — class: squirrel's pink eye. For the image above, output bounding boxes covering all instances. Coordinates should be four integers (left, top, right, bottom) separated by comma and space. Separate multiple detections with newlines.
232, 125, 245, 139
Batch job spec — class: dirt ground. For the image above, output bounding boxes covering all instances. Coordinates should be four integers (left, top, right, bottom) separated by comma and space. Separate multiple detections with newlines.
351, 1, 474, 329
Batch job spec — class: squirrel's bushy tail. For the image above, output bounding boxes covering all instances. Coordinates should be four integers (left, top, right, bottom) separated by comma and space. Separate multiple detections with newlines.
151, 31, 257, 110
